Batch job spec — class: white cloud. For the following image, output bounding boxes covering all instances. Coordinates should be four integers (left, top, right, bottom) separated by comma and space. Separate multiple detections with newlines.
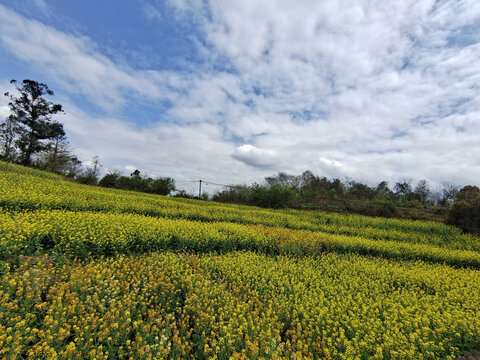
1, 2, 480, 188
0, 5, 182, 112
232, 144, 279, 168
124, 165, 137, 172
0, 106, 8, 119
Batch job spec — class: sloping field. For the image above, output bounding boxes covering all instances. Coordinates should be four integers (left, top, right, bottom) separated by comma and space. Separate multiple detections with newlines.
1, 162, 479, 359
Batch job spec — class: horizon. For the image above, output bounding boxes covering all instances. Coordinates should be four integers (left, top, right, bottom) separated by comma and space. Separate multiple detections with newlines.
1, 1, 479, 192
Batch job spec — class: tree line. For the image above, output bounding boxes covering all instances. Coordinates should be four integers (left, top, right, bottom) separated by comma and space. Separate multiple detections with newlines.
212, 172, 479, 233
1, 79, 478, 233
0, 79, 176, 195
213, 171, 459, 209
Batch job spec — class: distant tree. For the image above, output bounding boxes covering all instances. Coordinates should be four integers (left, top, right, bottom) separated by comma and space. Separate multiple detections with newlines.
212, 186, 249, 204
130, 169, 141, 178
90, 155, 101, 178
394, 179, 413, 200
148, 177, 176, 195
126, 169, 148, 192
99, 171, 121, 188
0, 116, 19, 161
447, 185, 480, 234
299, 175, 344, 199
265, 172, 302, 189
413, 179, 431, 204
345, 180, 376, 200
34, 134, 81, 177
4, 79, 65, 165
76, 156, 101, 185
375, 181, 393, 199
248, 184, 297, 209
439, 182, 459, 207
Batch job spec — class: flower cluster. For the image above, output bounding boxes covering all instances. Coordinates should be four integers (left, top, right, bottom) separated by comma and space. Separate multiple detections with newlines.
1, 161, 480, 359
1, 252, 480, 359
1, 210, 480, 268
1, 161, 477, 252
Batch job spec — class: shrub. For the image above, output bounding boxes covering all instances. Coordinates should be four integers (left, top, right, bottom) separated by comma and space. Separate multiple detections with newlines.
448, 185, 480, 234
98, 172, 121, 188
248, 184, 297, 209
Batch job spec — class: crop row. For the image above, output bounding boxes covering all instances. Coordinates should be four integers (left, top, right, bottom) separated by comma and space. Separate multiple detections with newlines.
2, 210, 480, 268
1, 252, 479, 359
1, 164, 478, 252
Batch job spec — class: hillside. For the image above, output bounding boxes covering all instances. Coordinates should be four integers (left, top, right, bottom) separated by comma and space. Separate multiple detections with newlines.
1, 162, 480, 359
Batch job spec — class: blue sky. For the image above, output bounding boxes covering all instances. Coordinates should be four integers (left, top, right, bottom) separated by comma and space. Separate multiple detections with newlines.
1, 0, 480, 192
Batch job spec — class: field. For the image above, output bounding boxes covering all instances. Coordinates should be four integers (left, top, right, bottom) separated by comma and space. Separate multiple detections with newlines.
1, 162, 480, 359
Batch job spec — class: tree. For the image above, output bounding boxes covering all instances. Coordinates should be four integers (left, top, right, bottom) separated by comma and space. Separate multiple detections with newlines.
248, 184, 297, 209
439, 182, 459, 207
413, 179, 431, 204
76, 156, 101, 185
0, 116, 19, 161
99, 171, 121, 188
447, 185, 480, 234
345, 180, 376, 200
394, 179, 413, 201
4, 79, 64, 165
34, 134, 81, 176
148, 177, 176, 195
265, 172, 302, 189
375, 181, 393, 199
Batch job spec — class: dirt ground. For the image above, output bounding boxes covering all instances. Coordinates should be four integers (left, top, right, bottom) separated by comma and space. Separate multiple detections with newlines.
457, 350, 480, 360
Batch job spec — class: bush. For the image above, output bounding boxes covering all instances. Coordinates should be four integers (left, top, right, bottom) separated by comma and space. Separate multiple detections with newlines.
148, 177, 176, 196
212, 187, 249, 204
248, 184, 297, 209
75, 173, 98, 185
359, 199, 398, 218
99, 172, 120, 188
448, 186, 480, 234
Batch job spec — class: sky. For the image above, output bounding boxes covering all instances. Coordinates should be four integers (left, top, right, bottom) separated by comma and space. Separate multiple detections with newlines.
0, 0, 479, 194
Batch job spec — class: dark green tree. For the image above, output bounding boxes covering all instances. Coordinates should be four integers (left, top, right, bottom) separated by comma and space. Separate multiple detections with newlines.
394, 179, 413, 201
4, 79, 64, 165
447, 185, 480, 234
375, 181, 393, 199
148, 177, 176, 195
99, 171, 121, 188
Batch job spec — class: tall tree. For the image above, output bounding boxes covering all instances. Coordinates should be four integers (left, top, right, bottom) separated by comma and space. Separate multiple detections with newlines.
4, 79, 64, 165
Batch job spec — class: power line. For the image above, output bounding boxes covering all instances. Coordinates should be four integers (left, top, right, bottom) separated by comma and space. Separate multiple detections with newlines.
202, 181, 246, 189
173, 179, 246, 198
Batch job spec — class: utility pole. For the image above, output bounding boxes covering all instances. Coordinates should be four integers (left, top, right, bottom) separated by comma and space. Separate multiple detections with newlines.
199, 180, 202, 198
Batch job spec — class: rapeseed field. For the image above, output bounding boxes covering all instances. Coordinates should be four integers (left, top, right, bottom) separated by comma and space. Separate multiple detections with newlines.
1, 162, 479, 359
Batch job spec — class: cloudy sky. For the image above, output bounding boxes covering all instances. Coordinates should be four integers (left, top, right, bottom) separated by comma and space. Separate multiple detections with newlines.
0, 0, 479, 192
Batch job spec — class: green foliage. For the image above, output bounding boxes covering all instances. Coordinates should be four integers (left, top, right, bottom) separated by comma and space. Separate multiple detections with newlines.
149, 177, 176, 195
75, 173, 99, 186
2, 162, 480, 359
212, 186, 249, 203
98, 170, 175, 196
248, 184, 297, 209
212, 172, 452, 221
4, 79, 65, 166
448, 185, 480, 234
98, 171, 120, 188
359, 199, 399, 218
